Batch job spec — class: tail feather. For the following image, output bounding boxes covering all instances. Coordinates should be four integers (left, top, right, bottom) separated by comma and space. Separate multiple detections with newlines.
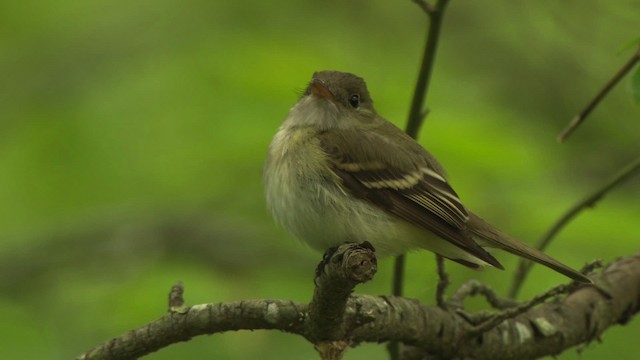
467, 212, 592, 283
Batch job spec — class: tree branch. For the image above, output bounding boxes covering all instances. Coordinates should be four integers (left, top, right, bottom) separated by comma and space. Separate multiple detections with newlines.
309, 242, 377, 359
77, 252, 640, 360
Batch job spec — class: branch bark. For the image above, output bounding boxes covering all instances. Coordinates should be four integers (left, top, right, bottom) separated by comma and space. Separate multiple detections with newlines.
309, 243, 377, 359
77, 252, 640, 360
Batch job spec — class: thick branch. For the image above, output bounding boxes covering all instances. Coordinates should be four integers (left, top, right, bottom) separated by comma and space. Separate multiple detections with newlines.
309, 242, 377, 340
78, 252, 640, 360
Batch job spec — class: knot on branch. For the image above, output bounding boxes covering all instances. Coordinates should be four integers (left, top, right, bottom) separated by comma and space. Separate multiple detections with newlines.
315, 242, 377, 287
339, 241, 378, 283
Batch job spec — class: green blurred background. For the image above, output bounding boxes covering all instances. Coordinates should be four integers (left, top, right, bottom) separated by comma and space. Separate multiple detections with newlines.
1, 0, 638, 359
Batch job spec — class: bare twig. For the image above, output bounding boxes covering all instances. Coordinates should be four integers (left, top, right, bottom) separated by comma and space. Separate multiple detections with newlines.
412, 0, 435, 14
386, 341, 401, 360
394, 0, 450, 299
509, 156, 640, 299
435, 255, 450, 308
449, 280, 518, 310
388, 254, 405, 360
404, 0, 450, 138
468, 281, 583, 336
392, 1, 450, 358
391, 255, 405, 297
558, 46, 640, 143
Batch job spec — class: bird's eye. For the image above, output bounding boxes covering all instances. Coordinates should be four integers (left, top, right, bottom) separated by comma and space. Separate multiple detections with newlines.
348, 94, 360, 108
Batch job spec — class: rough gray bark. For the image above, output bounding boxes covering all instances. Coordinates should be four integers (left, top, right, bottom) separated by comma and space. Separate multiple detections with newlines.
77, 246, 640, 360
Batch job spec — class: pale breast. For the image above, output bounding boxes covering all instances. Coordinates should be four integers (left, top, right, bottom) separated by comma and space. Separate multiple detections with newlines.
264, 127, 418, 254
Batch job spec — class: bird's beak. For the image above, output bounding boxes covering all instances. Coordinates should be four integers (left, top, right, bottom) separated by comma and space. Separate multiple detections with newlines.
308, 78, 336, 101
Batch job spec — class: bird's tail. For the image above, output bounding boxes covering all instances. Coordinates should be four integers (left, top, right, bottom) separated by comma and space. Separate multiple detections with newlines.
467, 212, 592, 283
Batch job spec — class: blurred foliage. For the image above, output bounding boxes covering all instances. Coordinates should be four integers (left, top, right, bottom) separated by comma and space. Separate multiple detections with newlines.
0, 0, 639, 359
633, 65, 640, 103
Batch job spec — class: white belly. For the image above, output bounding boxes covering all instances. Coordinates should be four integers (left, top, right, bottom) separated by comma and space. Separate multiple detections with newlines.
263, 127, 418, 256
263, 126, 489, 265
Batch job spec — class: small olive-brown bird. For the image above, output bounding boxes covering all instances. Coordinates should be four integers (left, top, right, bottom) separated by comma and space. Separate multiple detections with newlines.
263, 70, 590, 283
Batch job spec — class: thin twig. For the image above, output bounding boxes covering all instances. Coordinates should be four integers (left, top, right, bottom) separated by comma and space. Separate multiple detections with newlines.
557, 46, 640, 143
509, 156, 640, 299
412, 0, 435, 14
435, 255, 449, 308
392, 255, 405, 297
469, 281, 581, 335
394, 0, 451, 298
394, 0, 450, 295
404, 0, 450, 138
388, 253, 405, 360
391, 1, 450, 358
449, 280, 518, 310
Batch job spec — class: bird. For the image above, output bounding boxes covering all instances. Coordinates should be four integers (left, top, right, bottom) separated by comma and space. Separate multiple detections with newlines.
263, 70, 591, 283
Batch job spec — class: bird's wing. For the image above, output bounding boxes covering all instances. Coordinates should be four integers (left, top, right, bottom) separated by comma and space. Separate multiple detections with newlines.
318, 123, 502, 268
